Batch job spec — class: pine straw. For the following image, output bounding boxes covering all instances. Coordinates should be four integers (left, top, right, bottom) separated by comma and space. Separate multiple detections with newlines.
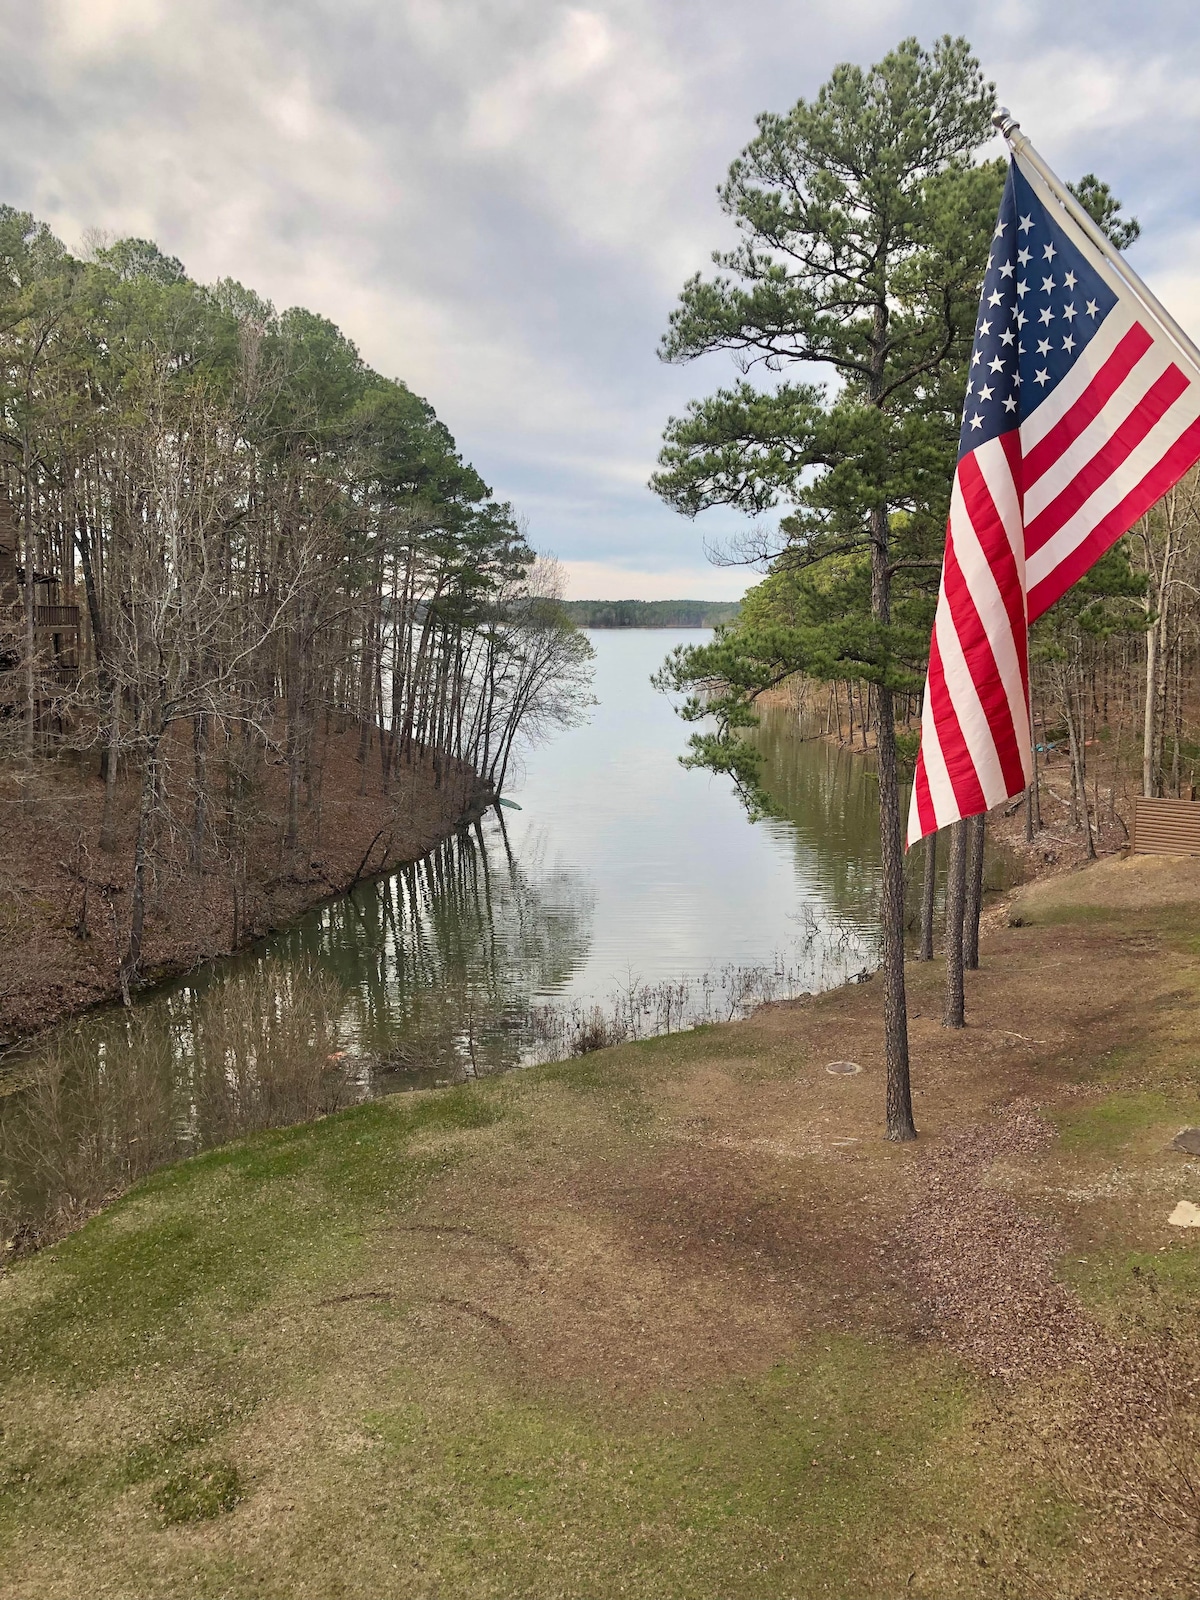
898, 1099, 1101, 1381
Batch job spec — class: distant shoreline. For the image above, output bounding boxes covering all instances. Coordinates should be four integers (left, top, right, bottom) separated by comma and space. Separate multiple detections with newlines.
562, 599, 739, 628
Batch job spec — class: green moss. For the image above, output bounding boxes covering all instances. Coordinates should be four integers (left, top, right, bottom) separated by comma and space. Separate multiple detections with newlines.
1052, 1091, 1200, 1159
0, 1085, 504, 1386
350, 1340, 1074, 1598
1066, 1243, 1200, 1311
152, 1458, 243, 1524
120, 1393, 258, 1488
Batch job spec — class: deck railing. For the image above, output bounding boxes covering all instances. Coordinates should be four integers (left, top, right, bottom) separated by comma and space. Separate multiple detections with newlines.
34, 605, 80, 629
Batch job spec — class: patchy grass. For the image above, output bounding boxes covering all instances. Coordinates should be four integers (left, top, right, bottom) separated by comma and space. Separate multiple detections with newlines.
152, 1459, 243, 1525
1053, 1090, 1200, 1160
6, 854, 1200, 1596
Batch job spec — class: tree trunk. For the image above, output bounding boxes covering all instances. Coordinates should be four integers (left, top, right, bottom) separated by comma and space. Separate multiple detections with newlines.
18, 423, 42, 753
1064, 679, 1096, 859
285, 627, 303, 851
1142, 610, 1158, 797
943, 817, 967, 1028
963, 812, 986, 971
99, 690, 121, 853
190, 711, 208, 872
121, 732, 162, 998
918, 829, 937, 962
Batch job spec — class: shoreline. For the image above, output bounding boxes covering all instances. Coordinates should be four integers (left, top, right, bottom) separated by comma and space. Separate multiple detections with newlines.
758, 675, 1134, 884
0, 734, 488, 1052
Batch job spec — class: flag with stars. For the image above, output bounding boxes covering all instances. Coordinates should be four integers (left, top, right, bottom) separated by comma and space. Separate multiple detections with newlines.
908, 151, 1200, 846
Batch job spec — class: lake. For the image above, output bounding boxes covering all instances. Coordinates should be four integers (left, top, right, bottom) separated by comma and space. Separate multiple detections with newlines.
1, 629, 886, 1243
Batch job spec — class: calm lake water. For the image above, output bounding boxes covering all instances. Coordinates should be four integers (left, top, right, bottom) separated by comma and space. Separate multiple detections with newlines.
1, 629, 888, 1241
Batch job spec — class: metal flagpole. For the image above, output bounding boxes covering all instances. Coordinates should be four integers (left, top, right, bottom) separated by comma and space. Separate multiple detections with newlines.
993, 107, 1200, 377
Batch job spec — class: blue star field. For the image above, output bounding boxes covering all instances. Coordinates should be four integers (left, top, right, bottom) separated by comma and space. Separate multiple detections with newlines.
959, 162, 1118, 461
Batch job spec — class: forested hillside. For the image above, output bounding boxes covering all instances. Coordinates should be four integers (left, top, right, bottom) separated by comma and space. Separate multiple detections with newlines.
0, 205, 591, 1024
561, 598, 739, 627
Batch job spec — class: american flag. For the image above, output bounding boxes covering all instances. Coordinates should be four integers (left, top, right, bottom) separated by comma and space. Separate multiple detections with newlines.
907, 144, 1200, 846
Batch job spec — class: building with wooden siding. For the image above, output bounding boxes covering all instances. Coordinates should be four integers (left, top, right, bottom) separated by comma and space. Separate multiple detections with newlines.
0, 490, 80, 711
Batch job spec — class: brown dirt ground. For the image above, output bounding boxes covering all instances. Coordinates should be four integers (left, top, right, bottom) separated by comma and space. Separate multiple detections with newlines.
0, 726, 477, 1045
400, 904, 1182, 1393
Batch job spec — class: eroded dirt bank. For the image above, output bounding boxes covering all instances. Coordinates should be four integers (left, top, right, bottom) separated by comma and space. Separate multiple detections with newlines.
0, 728, 480, 1044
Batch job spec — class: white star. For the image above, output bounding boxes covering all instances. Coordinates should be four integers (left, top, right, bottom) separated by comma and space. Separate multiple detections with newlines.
1063, 334, 1076, 353
1019, 214, 1034, 234
1034, 368, 1051, 386
1037, 338, 1051, 355
1018, 343, 1025, 355
1000, 260, 1015, 279
986, 253, 995, 271
1038, 307, 1055, 325
1000, 327, 1016, 346
1017, 247, 1032, 266
1041, 276, 1056, 294
988, 290, 1003, 308
994, 220, 1007, 239
1014, 372, 1023, 386
970, 413, 984, 430
972, 350, 981, 366
979, 384, 994, 401
1086, 299, 1099, 317
1043, 242, 1057, 261
1003, 395, 1018, 413
1064, 271, 1077, 290
1015, 311, 1027, 329
1063, 303, 1077, 322
980, 320, 993, 338
1017, 279, 1029, 298
966, 381, 974, 395
988, 355, 1005, 373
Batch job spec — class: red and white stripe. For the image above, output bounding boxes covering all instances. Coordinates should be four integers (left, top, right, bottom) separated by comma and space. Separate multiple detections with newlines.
908, 158, 1200, 846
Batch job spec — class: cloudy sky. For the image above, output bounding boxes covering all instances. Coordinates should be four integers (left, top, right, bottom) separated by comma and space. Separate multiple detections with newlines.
2, 1, 1198, 598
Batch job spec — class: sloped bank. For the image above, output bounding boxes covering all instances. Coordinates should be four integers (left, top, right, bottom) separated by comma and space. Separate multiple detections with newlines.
0, 732, 489, 1046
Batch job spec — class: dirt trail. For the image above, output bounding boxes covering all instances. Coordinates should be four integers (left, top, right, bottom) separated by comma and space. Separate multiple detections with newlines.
897, 1099, 1102, 1379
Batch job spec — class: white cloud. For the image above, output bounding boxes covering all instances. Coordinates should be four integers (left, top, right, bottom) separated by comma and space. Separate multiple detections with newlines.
996, 49, 1200, 148
5, 0, 1200, 600
463, 9, 618, 153
1141, 234, 1200, 350
46, 0, 165, 60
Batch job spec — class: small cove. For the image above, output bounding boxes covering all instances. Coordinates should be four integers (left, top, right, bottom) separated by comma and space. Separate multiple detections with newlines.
1, 629, 886, 1241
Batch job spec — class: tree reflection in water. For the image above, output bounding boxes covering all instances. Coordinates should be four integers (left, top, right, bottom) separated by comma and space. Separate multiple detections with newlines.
278, 819, 596, 1085
0, 822, 594, 1251
2, 723, 905, 1255
749, 700, 887, 930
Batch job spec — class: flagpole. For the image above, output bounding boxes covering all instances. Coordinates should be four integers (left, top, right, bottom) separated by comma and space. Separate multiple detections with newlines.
993, 107, 1200, 377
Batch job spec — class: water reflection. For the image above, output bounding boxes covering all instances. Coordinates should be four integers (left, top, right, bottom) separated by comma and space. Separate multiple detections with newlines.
1, 633, 900, 1252
280, 822, 596, 1082
751, 700, 886, 927
0, 961, 348, 1250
